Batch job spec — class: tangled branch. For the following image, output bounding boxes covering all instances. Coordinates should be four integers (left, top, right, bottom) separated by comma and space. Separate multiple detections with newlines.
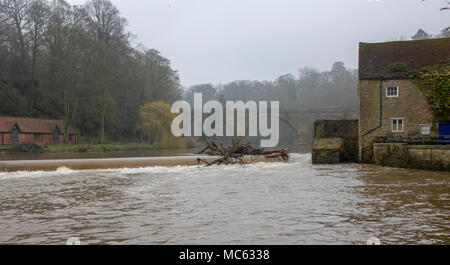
197, 139, 289, 166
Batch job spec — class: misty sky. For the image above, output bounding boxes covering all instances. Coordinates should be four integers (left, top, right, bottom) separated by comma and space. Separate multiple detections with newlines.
68, 0, 449, 87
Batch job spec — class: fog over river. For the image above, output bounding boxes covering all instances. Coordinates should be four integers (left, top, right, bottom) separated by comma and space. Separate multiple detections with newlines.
0, 153, 448, 245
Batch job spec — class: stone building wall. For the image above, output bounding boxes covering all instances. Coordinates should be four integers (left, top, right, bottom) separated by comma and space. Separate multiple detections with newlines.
312, 120, 359, 164
373, 143, 450, 171
314, 120, 359, 140
358, 79, 436, 162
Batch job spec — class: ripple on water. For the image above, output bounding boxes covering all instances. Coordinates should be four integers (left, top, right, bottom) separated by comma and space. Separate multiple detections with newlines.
0, 153, 449, 245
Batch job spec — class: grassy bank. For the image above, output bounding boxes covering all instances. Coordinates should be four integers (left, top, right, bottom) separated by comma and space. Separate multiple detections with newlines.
2, 137, 201, 153
0, 145, 16, 150
44, 143, 167, 153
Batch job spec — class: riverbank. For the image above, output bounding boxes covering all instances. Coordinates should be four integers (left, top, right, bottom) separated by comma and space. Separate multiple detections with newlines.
1, 142, 189, 154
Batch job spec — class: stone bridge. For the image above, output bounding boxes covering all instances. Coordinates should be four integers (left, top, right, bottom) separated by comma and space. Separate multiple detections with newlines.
276, 108, 358, 146
190, 107, 357, 149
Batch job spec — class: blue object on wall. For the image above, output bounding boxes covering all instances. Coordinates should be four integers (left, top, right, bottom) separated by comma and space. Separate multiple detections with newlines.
438, 123, 450, 144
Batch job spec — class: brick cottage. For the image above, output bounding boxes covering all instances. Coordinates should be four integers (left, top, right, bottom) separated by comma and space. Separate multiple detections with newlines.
0, 117, 78, 145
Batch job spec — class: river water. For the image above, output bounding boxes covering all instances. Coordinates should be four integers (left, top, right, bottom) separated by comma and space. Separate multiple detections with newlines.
0, 153, 448, 245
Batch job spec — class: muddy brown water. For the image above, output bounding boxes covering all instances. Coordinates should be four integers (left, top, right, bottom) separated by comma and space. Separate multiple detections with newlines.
0, 153, 448, 245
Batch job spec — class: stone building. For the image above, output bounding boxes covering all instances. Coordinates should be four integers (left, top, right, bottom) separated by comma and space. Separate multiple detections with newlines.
311, 120, 359, 164
0, 117, 78, 145
358, 38, 450, 162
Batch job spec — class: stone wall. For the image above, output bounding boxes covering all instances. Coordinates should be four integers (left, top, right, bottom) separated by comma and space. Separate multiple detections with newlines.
312, 137, 344, 164
312, 149, 340, 164
312, 120, 359, 164
373, 143, 450, 171
358, 79, 436, 162
314, 120, 359, 140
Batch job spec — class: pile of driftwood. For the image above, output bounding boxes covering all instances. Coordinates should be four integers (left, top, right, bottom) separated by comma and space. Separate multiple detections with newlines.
197, 139, 289, 166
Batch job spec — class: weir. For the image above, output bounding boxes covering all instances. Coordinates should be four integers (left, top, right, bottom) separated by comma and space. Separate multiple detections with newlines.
0, 155, 287, 172
0, 156, 218, 172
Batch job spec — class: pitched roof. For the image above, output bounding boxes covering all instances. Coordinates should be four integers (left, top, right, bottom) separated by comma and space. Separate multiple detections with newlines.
0, 117, 79, 134
359, 38, 450, 80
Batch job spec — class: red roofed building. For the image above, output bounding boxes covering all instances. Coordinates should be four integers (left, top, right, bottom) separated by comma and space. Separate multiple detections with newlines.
0, 117, 78, 145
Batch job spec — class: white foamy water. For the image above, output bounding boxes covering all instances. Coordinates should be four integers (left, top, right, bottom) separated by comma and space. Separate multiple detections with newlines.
0, 153, 448, 245
0, 166, 77, 180
0, 153, 311, 180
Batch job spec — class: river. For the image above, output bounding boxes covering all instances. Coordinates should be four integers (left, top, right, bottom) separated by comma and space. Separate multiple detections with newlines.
0, 153, 448, 245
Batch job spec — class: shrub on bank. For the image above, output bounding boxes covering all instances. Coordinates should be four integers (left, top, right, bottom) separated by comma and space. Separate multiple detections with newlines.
14, 143, 44, 153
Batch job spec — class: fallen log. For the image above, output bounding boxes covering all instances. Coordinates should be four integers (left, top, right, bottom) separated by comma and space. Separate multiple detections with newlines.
265, 152, 281, 158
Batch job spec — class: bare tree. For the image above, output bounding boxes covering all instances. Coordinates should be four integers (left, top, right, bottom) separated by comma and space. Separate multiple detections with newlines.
44, 0, 92, 143
1, 0, 30, 55
0, 2, 7, 73
441, 0, 450, 10
85, 0, 127, 45
0, 0, 183, 143
422, 0, 450, 11
84, 0, 128, 144
26, 0, 48, 113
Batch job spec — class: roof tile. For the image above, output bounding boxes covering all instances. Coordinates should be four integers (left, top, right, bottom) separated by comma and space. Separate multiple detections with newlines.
359, 38, 450, 80
0, 117, 78, 134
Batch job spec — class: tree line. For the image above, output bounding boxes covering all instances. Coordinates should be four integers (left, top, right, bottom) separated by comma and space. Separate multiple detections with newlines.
185, 62, 358, 115
183, 62, 358, 146
412, 27, 449, 40
6, 0, 432, 146
0, 0, 182, 143
0, 0, 357, 147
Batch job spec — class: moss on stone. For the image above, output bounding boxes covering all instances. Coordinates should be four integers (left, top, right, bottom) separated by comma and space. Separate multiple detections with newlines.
389, 63, 408, 73
373, 145, 390, 165
373, 143, 450, 171
313, 120, 326, 138
312, 137, 344, 150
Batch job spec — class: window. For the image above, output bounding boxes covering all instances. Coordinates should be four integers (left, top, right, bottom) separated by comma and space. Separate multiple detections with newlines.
11, 128, 19, 142
420, 124, 431, 135
68, 134, 73, 141
33, 133, 41, 142
386, 86, 399, 97
392, 118, 404, 132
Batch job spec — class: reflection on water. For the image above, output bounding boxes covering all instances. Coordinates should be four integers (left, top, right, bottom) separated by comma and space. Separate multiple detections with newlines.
0, 153, 448, 245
